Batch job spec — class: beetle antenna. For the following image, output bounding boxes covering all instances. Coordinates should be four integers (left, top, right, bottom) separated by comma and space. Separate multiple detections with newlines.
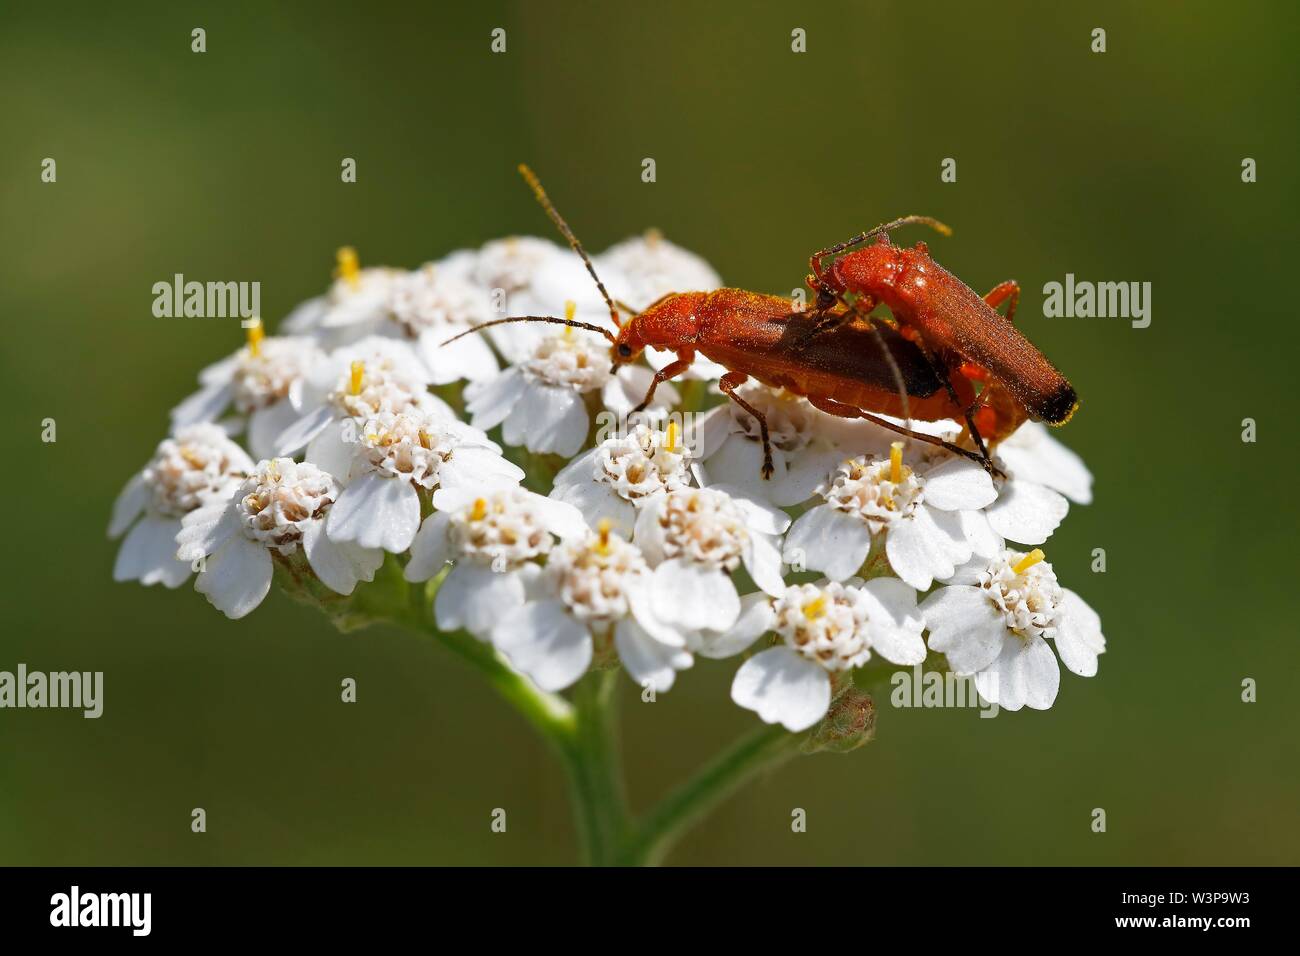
836, 293, 913, 453
816, 216, 953, 263
863, 320, 913, 439
518, 164, 623, 331
440, 315, 617, 348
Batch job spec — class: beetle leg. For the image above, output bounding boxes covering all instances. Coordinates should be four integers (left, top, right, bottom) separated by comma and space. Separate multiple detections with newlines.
807, 396, 1005, 479
902, 331, 997, 475
983, 280, 1021, 324
631, 350, 694, 415
718, 371, 775, 480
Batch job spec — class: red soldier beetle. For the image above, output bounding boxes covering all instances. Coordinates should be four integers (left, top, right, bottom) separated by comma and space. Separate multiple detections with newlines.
443, 166, 1010, 480
804, 219, 1079, 462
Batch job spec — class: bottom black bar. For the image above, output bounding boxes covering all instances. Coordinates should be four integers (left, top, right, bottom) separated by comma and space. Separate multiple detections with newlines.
0, 867, 1281, 940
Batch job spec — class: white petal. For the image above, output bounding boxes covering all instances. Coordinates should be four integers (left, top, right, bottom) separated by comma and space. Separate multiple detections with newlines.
404, 511, 454, 581
194, 536, 272, 619
859, 578, 926, 665
326, 473, 421, 552
197, 352, 239, 386
976, 634, 1059, 711
551, 479, 637, 539
281, 295, 327, 333
651, 559, 740, 632
941, 553, 993, 587
438, 446, 525, 491
921, 457, 997, 511
492, 600, 592, 691
246, 398, 302, 461
615, 618, 692, 692
999, 422, 1093, 504
176, 493, 240, 562
107, 472, 148, 539
860, 576, 921, 624
694, 592, 774, 659
782, 505, 872, 581
603, 365, 679, 417
434, 563, 526, 637
631, 492, 668, 562
985, 480, 1069, 545
886, 506, 965, 590
553, 447, 600, 487
920, 586, 1007, 673
465, 367, 527, 430
625, 578, 689, 648
170, 382, 233, 429
418, 328, 499, 385
958, 508, 1004, 559
730, 647, 830, 732
1054, 589, 1106, 677
503, 385, 589, 457
303, 521, 382, 595
691, 404, 733, 459
714, 484, 792, 536
532, 494, 590, 540
771, 447, 846, 508
113, 516, 192, 588
866, 619, 927, 666
742, 533, 787, 597
304, 418, 357, 482
702, 435, 786, 497
274, 404, 334, 457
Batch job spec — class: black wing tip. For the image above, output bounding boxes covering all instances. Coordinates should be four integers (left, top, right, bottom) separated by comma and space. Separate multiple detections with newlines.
1039, 381, 1080, 426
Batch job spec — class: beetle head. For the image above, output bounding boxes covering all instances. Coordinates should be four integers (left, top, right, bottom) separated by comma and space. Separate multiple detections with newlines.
610, 292, 708, 372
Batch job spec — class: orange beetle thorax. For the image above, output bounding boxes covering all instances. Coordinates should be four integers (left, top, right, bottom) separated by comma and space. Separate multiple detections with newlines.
830, 241, 908, 305
617, 291, 707, 356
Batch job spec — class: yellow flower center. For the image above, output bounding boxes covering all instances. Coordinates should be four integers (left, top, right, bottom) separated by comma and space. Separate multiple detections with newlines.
664, 420, 679, 453
889, 441, 904, 484
246, 319, 264, 357
1012, 548, 1046, 575
593, 518, 613, 556
802, 595, 828, 620
335, 246, 361, 289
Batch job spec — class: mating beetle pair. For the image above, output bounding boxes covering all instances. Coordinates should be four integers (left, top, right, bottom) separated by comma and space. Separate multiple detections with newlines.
447, 165, 1078, 479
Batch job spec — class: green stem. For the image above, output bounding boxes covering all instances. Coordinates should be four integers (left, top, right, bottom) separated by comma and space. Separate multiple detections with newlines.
563, 669, 631, 864
400, 581, 575, 751
618, 722, 805, 866
389, 576, 803, 866
399, 581, 630, 864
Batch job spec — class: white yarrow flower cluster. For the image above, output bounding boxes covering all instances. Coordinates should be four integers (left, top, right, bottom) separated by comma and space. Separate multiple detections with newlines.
117, 229, 1105, 732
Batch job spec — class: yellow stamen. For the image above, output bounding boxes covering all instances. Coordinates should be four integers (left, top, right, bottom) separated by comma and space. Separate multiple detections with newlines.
594, 518, 613, 555
563, 299, 576, 339
1012, 548, 1046, 575
349, 360, 364, 396
469, 498, 487, 522
802, 596, 828, 620
246, 319, 264, 357
664, 420, 679, 453
889, 441, 904, 484
335, 246, 361, 289
267, 459, 279, 480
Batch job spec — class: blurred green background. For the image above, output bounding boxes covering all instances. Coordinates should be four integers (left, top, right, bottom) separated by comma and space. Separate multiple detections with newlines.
2, 0, 1296, 865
